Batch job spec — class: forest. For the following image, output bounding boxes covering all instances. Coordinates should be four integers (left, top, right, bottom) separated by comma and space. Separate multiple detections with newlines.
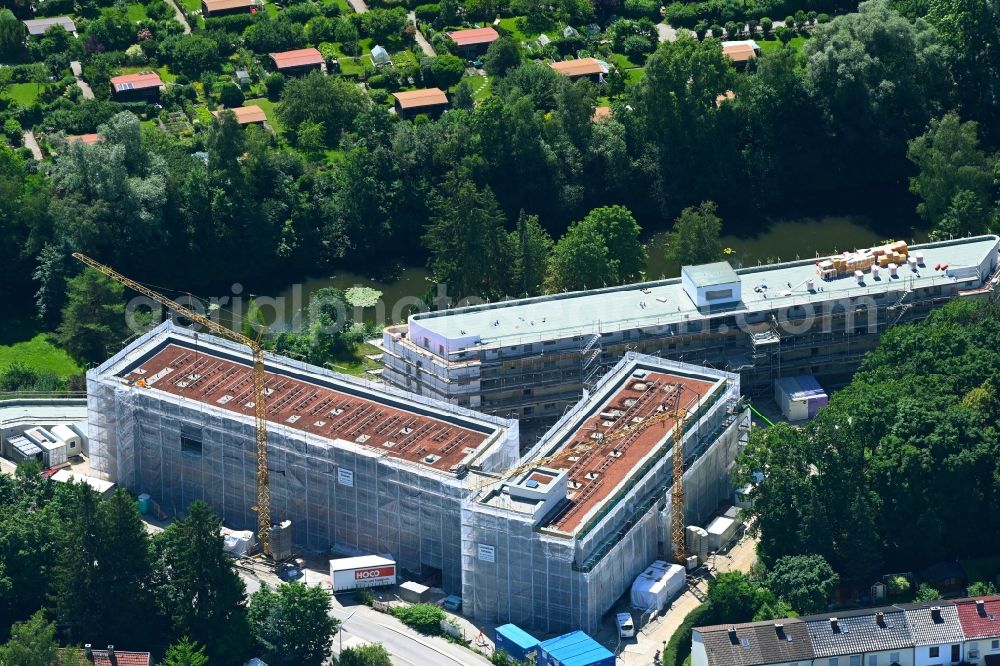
0, 0, 997, 336
736, 299, 1000, 587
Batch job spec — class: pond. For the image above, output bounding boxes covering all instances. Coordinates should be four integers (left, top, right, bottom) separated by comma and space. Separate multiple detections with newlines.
644, 215, 929, 279
251, 216, 928, 331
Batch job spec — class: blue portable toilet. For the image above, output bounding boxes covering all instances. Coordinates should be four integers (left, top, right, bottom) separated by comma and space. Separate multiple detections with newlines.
495, 624, 540, 662
538, 630, 615, 666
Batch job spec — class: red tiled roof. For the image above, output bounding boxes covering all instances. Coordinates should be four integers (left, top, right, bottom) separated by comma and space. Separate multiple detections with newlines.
592, 106, 611, 122
446, 27, 500, 47
393, 88, 449, 110
550, 57, 603, 77
59, 648, 152, 666
955, 596, 1000, 639
213, 105, 267, 124
66, 133, 101, 145
723, 43, 757, 62
110, 72, 164, 92
269, 48, 324, 69
203, 0, 256, 11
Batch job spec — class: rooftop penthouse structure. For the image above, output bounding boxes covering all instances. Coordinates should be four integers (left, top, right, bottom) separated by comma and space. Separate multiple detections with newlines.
384, 235, 1000, 422
88, 321, 517, 591
461, 354, 747, 633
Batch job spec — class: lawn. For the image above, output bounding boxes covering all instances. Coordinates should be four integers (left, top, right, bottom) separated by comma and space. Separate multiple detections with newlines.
758, 35, 808, 55
119, 64, 178, 83
496, 16, 559, 46
245, 97, 282, 132
328, 343, 382, 377
126, 2, 148, 21
2, 83, 40, 107
625, 67, 645, 83
0, 334, 83, 380
181, 0, 200, 11
464, 74, 491, 102
609, 52, 640, 70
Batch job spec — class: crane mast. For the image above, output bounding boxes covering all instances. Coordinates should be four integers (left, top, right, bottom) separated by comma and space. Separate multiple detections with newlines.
73, 253, 273, 556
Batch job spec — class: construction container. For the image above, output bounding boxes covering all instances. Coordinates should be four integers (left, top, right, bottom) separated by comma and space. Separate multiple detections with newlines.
495, 624, 540, 662
775, 376, 829, 421
4, 435, 43, 465
399, 581, 431, 603
329, 555, 397, 592
630, 561, 686, 611
22, 427, 67, 468
706, 515, 738, 551
50, 424, 83, 458
538, 631, 614, 666
269, 520, 293, 561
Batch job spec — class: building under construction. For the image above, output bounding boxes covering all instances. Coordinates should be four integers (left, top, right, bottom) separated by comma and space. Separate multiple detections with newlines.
383, 235, 1000, 422
461, 354, 747, 634
87, 321, 518, 591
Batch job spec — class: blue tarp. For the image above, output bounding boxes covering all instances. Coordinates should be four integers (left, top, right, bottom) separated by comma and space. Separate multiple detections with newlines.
539, 630, 615, 666
495, 624, 540, 661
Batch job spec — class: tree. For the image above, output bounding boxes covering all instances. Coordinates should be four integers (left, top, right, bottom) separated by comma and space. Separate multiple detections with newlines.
0, 611, 59, 666
248, 583, 338, 666
170, 35, 222, 78
430, 54, 465, 89
162, 637, 210, 666
339, 644, 393, 666
360, 8, 408, 42
509, 211, 553, 296
50, 481, 102, 643
56, 267, 128, 364
277, 71, 368, 145
907, 112, 995, 238
804, 0, 953, 189
704, 572, 790, 624
218, 82, 245, 108
775, 25, 795, 43
663, 201, 723, 267
297, 120, 327, 158
0, 9, 25, 60
926, 0, 1000, 142
243, 18, 306, 53
544, 218, 613, 292
484, 37, 521, 77
766, 554, 839, 614
153, 501, 251, 663
423, 174, 512, 300
886, 575, 910, 595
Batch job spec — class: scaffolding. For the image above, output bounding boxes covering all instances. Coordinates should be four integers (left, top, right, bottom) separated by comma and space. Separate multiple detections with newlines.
460, 354, 745, 634
88, 322, 518, 589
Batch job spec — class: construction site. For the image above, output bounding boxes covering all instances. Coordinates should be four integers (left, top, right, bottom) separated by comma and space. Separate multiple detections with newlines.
88, 321, 519, 592
383, 235, 1000, 422
461, 354, 747, 634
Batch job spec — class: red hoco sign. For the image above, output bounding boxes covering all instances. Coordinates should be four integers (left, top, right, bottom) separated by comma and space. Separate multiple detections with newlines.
354, 566, 395, 581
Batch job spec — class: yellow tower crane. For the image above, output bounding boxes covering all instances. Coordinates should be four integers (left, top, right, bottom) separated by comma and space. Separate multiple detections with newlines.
483, 383, 692, 562
73, 253, 274, 557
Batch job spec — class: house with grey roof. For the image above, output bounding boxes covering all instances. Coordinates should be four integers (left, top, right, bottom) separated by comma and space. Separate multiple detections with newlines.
901, 604, 964, 666
804, 608, 914, 666
692, 618, 815, 666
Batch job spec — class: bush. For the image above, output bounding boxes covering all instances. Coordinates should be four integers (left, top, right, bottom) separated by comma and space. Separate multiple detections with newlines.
390, 603, 444, 635
816, 12, 830, 23
4, 117, 22, 146
623, 0, 661, 19
886, 575, 910, 596
622, 34, 653, 60
760, 16, 773, 35
264, 72, 285, 100
218, 82, 245, 107
664, 2, 698, 27
775, 25, 795, 43
414, 3, 439, 21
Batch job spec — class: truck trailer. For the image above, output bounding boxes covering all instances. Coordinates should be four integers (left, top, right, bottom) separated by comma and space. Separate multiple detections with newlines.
329, 555, 397, 592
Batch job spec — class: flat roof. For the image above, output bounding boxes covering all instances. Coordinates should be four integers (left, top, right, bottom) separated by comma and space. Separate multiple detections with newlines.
393, 88, 448, 110
23, 16, 76, 35
51, 469, 116, 494
270, 48, 323, 69
550, 57, 604, 77
111, 72, 164, 92
482, 358, 724, 535
213, 105, 267, 124
330, 554, 395, 570
447, 27, 500, 46
103, 326, 507, 476
684, 261, 739, 287
408, 236, 1000, 349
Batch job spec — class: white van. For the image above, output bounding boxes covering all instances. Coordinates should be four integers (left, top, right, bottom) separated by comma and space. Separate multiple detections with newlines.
616, 612, 635, 639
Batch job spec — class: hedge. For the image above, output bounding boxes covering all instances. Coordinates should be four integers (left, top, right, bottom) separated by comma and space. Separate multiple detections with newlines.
663, 603, 713, 666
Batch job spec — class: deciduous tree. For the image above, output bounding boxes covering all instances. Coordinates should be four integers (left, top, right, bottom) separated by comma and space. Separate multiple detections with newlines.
663, 200, 723, 267
248, 582, 338, 666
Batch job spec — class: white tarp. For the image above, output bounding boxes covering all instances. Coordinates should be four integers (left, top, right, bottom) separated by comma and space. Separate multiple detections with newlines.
222, 528, 257, 557
630, 561, 685, 611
